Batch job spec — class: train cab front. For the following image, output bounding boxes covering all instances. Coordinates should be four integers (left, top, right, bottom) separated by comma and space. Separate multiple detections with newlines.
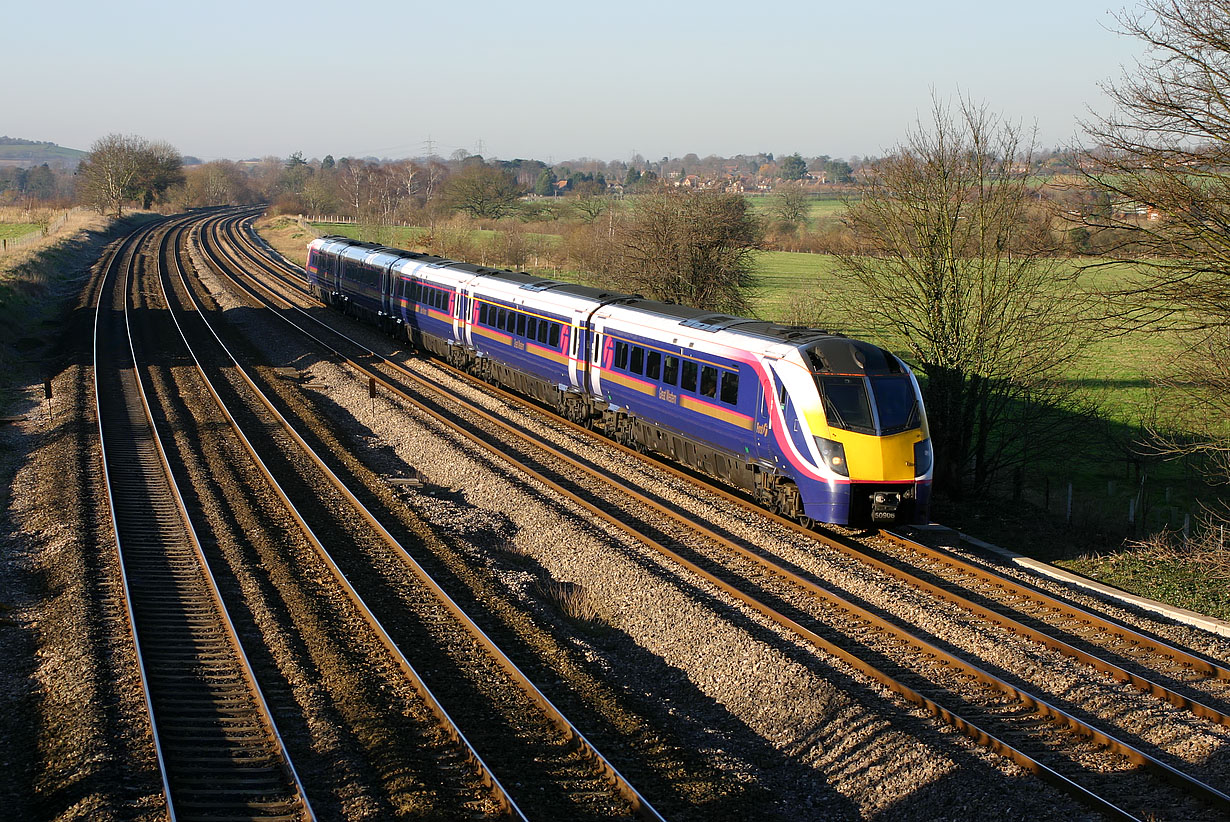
802, 341, 933, 526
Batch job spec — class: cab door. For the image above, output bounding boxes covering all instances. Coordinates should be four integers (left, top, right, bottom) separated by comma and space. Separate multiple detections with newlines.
380, 262, 397, 319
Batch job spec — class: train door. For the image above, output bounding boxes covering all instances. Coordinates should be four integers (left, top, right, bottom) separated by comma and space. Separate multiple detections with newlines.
754, 358, 782, 463
586, 315, 605, 397
331, 249, 344, 295
379, 263, 395, 319
567, 310, 585, 389
452, 287, 468, 344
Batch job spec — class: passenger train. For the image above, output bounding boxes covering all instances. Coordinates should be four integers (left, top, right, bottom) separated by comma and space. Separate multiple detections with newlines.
306, 236, 933, 526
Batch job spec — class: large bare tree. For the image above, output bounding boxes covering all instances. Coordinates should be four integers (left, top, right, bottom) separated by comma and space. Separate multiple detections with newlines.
836, 98, 1093, 497
78, 134, 146, 216
78, 134, 183, 215
1081, 0, 1230, 494
578, 190, 763, 314
441, 163, 523, 219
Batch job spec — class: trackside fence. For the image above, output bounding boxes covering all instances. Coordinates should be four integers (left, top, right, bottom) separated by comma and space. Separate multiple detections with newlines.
0, 207, 85, 255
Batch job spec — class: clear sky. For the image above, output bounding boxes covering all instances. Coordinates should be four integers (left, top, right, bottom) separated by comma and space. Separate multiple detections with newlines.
6, 0, 1143, 164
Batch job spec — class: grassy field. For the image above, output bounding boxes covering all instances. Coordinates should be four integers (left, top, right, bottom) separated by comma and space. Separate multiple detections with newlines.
0, 223, 40, 240
746, 194, 848, 228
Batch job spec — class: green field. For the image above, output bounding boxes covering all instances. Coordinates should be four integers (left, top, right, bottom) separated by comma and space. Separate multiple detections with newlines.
0, 223, 40, 240
746, 194, 849, 227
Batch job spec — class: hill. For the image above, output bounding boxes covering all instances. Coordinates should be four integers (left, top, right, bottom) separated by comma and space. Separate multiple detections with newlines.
0, 137, 86, 169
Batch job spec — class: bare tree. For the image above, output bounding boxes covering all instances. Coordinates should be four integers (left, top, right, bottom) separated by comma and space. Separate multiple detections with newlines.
582, 190, 762, 314
1080, 0, 1230, 493
569, 195, 611, 224
78, 133, 183, 215
337, 158, 369, 220
441, 163, 523, 219
769, 182, 811, 228
78, 134, 148, 216
837, 97, 1094, 497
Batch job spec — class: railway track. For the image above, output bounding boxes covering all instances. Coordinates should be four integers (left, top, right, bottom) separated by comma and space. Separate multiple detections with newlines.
93, 216, 313, 820
199, 210, 1230, 820
164, 213, 664, 819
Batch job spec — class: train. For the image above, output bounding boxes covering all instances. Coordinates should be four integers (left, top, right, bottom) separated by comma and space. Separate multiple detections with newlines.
305, 235, 933, 526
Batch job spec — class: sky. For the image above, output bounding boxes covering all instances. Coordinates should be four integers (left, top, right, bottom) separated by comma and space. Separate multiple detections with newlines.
6, 0, 1146, 164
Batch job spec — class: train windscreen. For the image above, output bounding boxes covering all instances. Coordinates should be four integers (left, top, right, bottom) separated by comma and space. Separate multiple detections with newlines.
869, 376, 920, 434
818, 376, 875, 434
818, 375, 919, 435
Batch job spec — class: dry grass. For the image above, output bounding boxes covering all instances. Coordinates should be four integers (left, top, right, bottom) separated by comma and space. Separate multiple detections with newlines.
1060, 518, 1230, 620
0, 208, 103, 274
252, 213, 315, 268
535, 579, 607, 628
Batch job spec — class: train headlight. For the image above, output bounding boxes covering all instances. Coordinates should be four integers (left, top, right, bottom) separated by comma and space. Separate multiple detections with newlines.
913, 439, 933, 477
815, 437, 849, 477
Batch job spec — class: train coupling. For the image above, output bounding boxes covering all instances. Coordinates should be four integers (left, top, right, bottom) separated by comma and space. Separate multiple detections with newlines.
870, 490, 905, 523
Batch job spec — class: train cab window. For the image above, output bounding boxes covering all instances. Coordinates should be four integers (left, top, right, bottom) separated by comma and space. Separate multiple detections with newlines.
720, 372, 740, 406
700, 366, 718, 398
663, 355, 679, 385
819, 376, 875, 434
630, 347, 644, 375
646, 350, 661, 380
516, 312, 526, 336
549, 323, 561, 348
527, 316, 538, 340
614, 340, 629, 370
537, 321, 549, 344
681, 360, 698, 392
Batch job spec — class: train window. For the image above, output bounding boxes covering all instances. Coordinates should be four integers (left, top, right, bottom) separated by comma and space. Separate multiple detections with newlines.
720, 372, 739, 406
527, 316, 538, 340
630, 347, 644, 375
819, 376, 875, 434
700, 365, 718, 398
646, 350, 661, 380
497, 308, 508, 330
549, 323, 561, 348
479, 303, 489, 325
614, 341, 629, 370
681, 360, 698, 392
516, 312, 526, 336
663, 355, 679, 385
537, 321, 549, 344
869, 376, 919, 434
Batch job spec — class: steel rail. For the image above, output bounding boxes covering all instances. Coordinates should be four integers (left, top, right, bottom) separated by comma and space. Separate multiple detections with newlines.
94, 215, 313, 820
162, 218, 527, 819
184, 214, 663, 821
204, 214, 1220, 821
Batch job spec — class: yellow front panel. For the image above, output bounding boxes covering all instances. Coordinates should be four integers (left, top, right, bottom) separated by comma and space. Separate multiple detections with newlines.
834, 429, 924, 481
